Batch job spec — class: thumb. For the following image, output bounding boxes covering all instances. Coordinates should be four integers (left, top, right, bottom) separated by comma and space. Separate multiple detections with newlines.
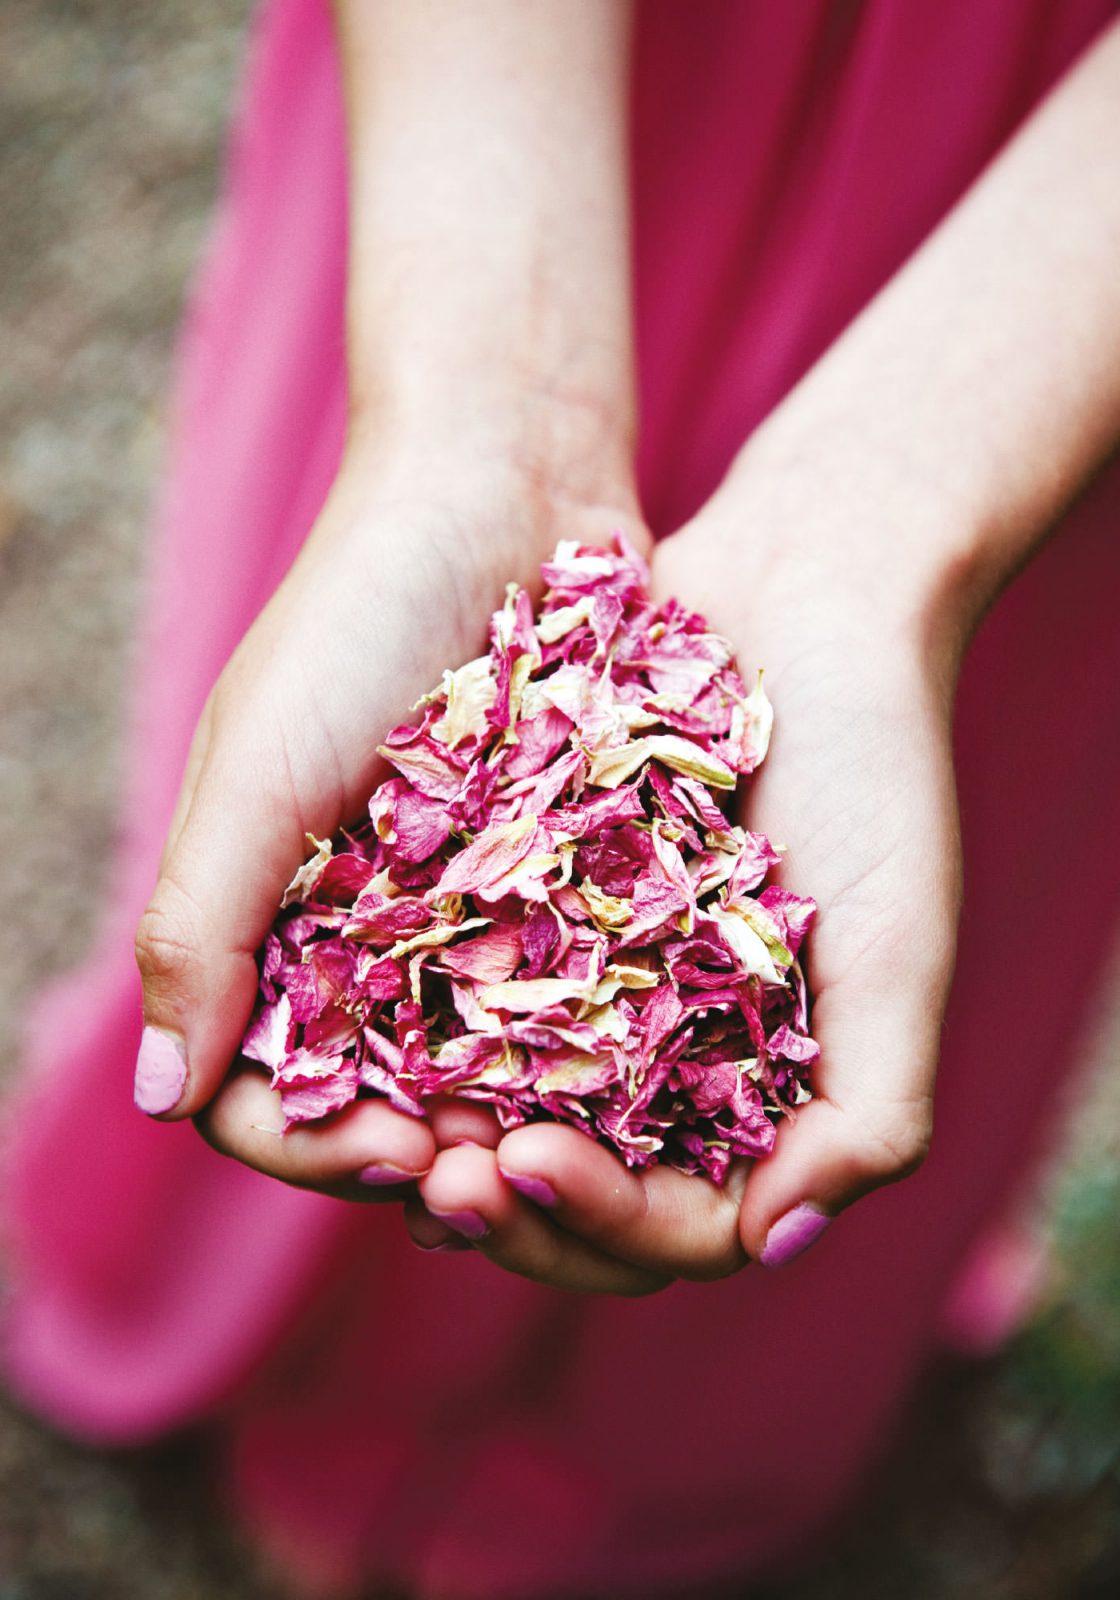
133, 704, 325, 1120
737, 898, 957, 1268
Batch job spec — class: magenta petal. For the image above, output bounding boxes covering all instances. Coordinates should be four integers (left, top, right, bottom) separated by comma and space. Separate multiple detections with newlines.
239, 534, 817, 1182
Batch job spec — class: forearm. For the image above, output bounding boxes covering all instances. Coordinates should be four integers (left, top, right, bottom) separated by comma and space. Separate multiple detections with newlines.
332, 0, 636, 497
723, 18, 1120, 654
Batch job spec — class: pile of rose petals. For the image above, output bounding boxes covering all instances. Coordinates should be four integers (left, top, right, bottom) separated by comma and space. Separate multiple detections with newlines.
241, 535, 818, 1183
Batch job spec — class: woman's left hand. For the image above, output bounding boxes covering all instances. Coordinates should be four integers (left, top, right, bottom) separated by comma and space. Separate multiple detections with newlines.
407, 469, 963, 1291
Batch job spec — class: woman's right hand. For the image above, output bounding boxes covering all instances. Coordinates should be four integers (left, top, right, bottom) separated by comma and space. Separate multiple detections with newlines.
133, 0, 643, 1201
132, 406, 643, 1203
405, 449, 965, 1291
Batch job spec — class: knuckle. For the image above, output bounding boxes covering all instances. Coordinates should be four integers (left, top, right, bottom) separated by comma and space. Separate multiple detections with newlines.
135, 901, 195, 994
652, 1180, 746, 1284
849, 1100, 933, 1185
134, 875, 208, 1004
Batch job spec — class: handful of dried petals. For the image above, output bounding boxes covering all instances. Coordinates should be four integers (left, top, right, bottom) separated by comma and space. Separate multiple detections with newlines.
241, 535, 818, 1183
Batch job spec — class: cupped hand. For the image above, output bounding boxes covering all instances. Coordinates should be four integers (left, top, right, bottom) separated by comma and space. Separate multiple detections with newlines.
408, 484, 962, 1286
133, 419, 643, 1202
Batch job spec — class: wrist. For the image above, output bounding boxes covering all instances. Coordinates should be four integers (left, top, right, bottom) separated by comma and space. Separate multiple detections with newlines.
718, 408, 1002, 674
345, 345, 638, 532
347, 270, 636, 488
658, 425, 992, 709
309, 398, 644, 605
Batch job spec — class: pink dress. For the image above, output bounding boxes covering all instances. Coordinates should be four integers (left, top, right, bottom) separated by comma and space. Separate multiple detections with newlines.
4, 2, 1120, 1594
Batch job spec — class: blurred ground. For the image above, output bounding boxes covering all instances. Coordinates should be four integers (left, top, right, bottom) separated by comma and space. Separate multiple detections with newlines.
0, 2, 1117, 1597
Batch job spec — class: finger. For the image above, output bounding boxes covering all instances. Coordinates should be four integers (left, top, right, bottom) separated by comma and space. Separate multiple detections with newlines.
424, 1095, 504, 1152
418, 1144, 669, 1296
402, 1198, 475, 1253
159, 692, 215, 872
197, 1067, 436, 1198
493, 1125, 747, 1282
133, 684, 350, 1122
730, 660, 960, 1265
737, 906, 955, 1268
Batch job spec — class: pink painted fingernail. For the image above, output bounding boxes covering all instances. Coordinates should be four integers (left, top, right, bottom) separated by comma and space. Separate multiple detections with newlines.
501, 1171, 558, 1208
134, 1026, 187, 1115
429, 1208, 490, 1241
760, 1203, 831, 1268
357, 1163, 422, 1186
414, 1237, 474, 1254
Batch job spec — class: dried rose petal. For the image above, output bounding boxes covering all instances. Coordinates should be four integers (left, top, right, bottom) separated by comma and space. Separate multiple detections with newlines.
240, 534, 818, 1182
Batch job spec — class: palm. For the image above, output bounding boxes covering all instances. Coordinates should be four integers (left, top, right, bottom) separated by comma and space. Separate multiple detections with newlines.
407, 523, 960, 1288
652, 525, 961, 1243
144, 459, 644, 1195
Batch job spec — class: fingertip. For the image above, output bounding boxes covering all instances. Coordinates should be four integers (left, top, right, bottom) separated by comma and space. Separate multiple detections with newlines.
495, 1121, 600, 1182
425, 1094, 504, 1151
198, 1069, 438, 1195
738, 1100, 834, 1257
357, 1159, 431, 1187
133, 1025, 188, 1118
500, 1171, 558, 1209
417, 1140, 503, 1213
756, 1202, 832, 1269
737, 1092, 932, 1264
496, 1125, 649, 1234
403, 1199, 475, 1253
135, 880, 262, 1121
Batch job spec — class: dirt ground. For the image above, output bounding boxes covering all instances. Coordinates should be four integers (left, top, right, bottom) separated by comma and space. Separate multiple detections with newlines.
1, 3, 1117, 1597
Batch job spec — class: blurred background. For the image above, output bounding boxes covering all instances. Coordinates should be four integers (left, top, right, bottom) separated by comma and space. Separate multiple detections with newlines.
1, 2, 1117, 1596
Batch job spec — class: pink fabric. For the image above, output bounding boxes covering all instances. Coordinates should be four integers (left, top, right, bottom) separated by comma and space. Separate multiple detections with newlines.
4, 2, 1120, 1594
